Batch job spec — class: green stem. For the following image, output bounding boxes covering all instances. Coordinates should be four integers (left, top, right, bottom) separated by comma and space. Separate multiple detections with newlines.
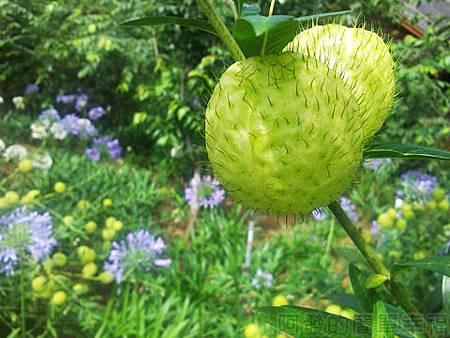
20, 262, 26, 336
328, 201, 436, 338
196, 0, 245, 61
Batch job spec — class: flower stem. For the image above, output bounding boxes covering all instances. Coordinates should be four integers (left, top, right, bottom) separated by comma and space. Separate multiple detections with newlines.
20, 262, 26, 336
328, 200, 436, 338
196, 0, 245, 61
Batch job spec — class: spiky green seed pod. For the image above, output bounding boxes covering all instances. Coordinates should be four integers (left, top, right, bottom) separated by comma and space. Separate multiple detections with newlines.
285, 24, 395, 139
206, 52, 364, 214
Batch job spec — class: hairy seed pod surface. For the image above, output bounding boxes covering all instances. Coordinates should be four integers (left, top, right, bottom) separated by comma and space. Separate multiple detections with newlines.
205, 52, 364, 214
285, 24, 395, 139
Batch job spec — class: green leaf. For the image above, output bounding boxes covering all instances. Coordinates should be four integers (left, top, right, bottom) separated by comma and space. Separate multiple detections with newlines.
233, 10, 352, 57
122, 16, 216, 35
384, 304, 424, 338
349, 264, 376, 312
443, 276, 450, 313
256, 305, 370, 338
364, 143, 450, 161
365, 274, 389, 289
372, 301, 394, 338
392, 256, 450, 277
233, 0, 244, 16
242, 3, 260, 16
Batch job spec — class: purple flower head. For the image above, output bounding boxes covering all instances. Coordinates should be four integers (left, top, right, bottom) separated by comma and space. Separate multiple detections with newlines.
86, 136, 122, 162
75, 94, 88, 112
363, 158, 392, 171
251, 268, 274, 289
0, 207, 56, 275
400, 170, 438, 195
88, 106, 106, 120
311, 208, 328, 221
60, 114, 96, 138
370, 221, 380, 236
25, 83, 39, 95
339, 197, 358, 222
39, 108, 60, 126
104, 230, 171, 283
185, 174, 225, 208
56, 93, 77, 104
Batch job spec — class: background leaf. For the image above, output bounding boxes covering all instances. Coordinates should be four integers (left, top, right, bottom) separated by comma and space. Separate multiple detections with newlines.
364, 143, 450, 161
122, 16, 216, 35
256, 305, 370, 338
443, 276, 450, 313
349, 264, 376, 312
233, 0, 244, 16
242, 3, 261, 16
372, 301, 394, 338
392, 256, 450, 277
384, 304, 424, 338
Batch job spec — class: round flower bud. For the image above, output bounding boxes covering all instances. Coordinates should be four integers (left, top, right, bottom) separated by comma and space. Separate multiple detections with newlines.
63, 215, 74, 225
102, 228, 116, 241
82, 263, 98, 278
54, 182, 66, 193
77, 246, 96, 264
386, 208, 397, 220
427, 200, 437, 211
103, 198, 113, 208
401, 203, 412, 214
18, 159, 33, 173
105, 217, 117, 228
31, 276, 47, 293
21, 190, 40, 205
50, 291, 67, 306
112, 220, 123, 231
84, 221, 97, 233
272, 294, 288, 307
52, 252, 67, 267
244, 323, 260, 338
432, 187, 446, 202
395, 218, 407, 231
4, 191, 20, 204
98, 271, 114, 284
325, 304, 342, 316
102, 241, 112, 251
377, 213, 393, 228
438, 199, 449, 212
73, 283, 89, 294
403, 210, 415, 221
77, 200, 89, 210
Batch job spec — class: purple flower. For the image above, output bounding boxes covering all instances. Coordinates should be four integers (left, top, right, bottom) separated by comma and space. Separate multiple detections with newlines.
340, 197, 358, 222
86, 136, 122, 162
251, 268, 274, 289
39, 109, 60, 126
0, 207, 56, 275
363, 158, 392, 170
25, 83, 39, 95
185, 174, 225, 208
88, 106, 106, 120
75, 94, 88, 112
370, 221, 380, 236
60, 114, 97, 138
400, 170, 437, 196
311, 208, 328, 221
104, 230, 171, 283
56, 94, 77, 104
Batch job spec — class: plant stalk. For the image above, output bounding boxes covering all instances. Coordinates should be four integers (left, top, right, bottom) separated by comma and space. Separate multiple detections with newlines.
329, 201, 436, 338
196, 0, 245, 61
20, 262, 26, 336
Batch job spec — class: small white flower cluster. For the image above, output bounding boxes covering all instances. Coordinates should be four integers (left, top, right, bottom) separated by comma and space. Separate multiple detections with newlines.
31, 118, 67, 140
0, 139, 52, 170
12, 96, 25, 110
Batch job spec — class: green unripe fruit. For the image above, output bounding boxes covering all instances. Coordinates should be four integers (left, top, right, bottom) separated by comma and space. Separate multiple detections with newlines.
377, 213, 393, 228
54, 182, 66, 193
52, 252, 67, 267
112, 220, 123, 231
84, 221, 97, 233
82, 263, 97, 278
403, 210, 415, 221
427, 200, 437, 211
285, 24, 395, 139
77, 199, 89, 210
50, 291, 67, 305
73, 283, 89, 294
102, 228, 116, 240
395, 218, 407, 231
432, 187, 446, 202
105, 217, 117, 229
386, 208, 397, 220
4, 191, 20, 204
438, 199, 449, 212
98, 271, 114, 284
102, 241, 112, 251
206, 53, 364, 214
77, 246, 96, 264
18, 159, 33, 173
401, 203, 412, 214
31, 276, 47, 293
